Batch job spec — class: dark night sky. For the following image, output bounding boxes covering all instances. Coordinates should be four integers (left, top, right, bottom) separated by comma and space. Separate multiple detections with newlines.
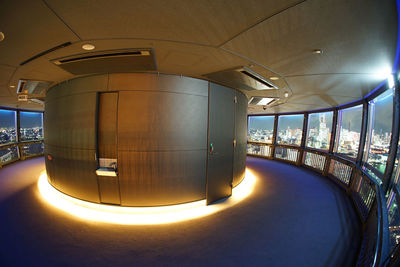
0, 110, 42, 128
248, 91, 393, 134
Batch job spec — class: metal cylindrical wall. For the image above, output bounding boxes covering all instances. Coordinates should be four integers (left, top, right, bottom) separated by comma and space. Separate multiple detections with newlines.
44, 73, 247, 206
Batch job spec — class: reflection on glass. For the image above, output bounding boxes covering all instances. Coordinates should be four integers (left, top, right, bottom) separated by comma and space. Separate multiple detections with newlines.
335, 105, 363, 158
277, 114, 303, 146
22, 143, 44, 157
20, 112, 43, 141
387, 190, 400, 250
307, 111, 333, 150
0, 109, 16, 144
393, 138, 400, 185
0, 146, 18, 164
248, 116, 274, 143
364, 89, 393, 174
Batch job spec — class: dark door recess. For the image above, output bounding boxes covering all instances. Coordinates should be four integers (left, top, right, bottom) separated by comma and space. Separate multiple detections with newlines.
206, 83, 235, 205
97, 92, 121, 205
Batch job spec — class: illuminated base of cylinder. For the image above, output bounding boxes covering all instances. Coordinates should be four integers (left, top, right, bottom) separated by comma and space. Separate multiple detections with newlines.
37, 170, 257, 225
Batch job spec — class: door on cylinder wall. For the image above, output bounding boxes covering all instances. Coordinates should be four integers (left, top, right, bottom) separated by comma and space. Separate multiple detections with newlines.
96, 92, 121, 205
206, 83, 235, 205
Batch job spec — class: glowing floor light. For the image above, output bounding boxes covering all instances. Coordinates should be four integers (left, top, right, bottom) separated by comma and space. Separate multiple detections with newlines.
37, 169, 257, 225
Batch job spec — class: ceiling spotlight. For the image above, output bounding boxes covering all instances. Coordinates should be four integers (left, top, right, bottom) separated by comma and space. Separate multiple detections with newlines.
82, 43, 95, 51
0, 32, 4, 42
9, 85, 15, 88
270, 77, 279, 80
284, 91, 289, 98
313, 49, 323, 54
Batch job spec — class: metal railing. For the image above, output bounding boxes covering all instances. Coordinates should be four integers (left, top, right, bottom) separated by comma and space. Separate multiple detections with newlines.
0, 140, 44, 167
247, 142, 388, 266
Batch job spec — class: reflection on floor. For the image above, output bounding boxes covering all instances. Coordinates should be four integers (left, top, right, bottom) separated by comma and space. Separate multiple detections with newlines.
0, 157, 360, 266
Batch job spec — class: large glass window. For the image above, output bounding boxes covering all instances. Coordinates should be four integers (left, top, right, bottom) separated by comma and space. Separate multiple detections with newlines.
306, 111, 333, 150
335, 105, 363, 158
363, 89, 393, 174
277, 114, 303, 146
248, 116, 274, 143
20, 112, 43, 141
0, 109, 16, 144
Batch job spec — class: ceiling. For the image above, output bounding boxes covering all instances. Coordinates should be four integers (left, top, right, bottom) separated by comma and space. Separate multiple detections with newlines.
0, 0, 397, 113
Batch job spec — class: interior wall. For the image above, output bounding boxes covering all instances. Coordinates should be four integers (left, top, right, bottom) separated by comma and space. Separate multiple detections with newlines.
44, 73, 247, 206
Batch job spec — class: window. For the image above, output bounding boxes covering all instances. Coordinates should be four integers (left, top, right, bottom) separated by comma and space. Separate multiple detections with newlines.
20, 112, 43, 141
0, 146, 18, 164
0, 109, 16, 144
364, 89, 393, 174
248, 116, 274, 143
306, 111, 333, 150
277, 114, 303, 146
335, 105, 363, 158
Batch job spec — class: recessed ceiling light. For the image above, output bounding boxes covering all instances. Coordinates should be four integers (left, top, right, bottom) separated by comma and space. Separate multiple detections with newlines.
313, 49, 323, 54
82, 43, 95, 51
0, 32, 4, 42
284, 91, 289, 98
9, 85, 15, 88
270, 76, 279, 80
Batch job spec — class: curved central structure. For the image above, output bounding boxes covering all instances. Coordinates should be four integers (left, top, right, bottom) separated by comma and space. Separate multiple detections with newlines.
44, 73, 248, 206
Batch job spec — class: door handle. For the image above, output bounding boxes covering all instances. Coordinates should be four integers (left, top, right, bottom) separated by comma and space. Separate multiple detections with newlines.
209, 143, 217, 155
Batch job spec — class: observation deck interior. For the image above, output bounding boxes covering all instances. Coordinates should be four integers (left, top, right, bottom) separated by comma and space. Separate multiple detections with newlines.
0, 157, 360, 266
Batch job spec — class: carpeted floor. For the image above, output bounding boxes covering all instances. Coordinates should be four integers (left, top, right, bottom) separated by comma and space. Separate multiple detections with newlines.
0, 156, 360, 267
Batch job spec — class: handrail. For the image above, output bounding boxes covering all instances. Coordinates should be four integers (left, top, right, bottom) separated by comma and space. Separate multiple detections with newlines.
0, 139, 44, 167
247, 141, 388, 267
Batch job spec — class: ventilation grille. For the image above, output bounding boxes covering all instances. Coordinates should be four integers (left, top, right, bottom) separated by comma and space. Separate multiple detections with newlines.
17, 79, 52, 95
203, 66, 278, 91
51, 48, 157, 75
248, 97, 279, 106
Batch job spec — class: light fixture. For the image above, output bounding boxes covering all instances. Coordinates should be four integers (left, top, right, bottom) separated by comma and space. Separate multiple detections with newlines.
0, 32, 4, 42
269, 77, 279, 80
388, 74, 395, 89
9, 85, 15, 88
257, 97, 276, 105
82, 43, 95, 51
37, 169, 257, 225
284, 91, 289, 98
313, 49, 323, 54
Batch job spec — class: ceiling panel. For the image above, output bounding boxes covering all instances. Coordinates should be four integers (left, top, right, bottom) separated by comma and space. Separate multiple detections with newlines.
222, 0, 397, 76
285, 73, 385, 99
45, 0, 302, 46
0, 0, 79, 67
0, 65, 16, 89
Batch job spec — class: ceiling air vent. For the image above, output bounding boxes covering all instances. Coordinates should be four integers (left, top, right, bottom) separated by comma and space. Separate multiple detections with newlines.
248, 97, 279, 106
51, 48, 157, 75
17, 79, 52, 95
203, 66, 278, 91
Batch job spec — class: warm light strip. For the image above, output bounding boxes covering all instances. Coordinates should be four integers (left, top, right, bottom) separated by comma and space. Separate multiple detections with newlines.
37, 169, 257, 225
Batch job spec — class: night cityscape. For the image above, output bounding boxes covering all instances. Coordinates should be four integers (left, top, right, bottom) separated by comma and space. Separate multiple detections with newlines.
0, 111, 43, 164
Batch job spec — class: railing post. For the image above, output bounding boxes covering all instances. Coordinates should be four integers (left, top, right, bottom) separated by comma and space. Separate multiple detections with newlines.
356, 100, 369, 167
384, 77, 400, 193
297, 113, 308, 166
271, 115, 278, 159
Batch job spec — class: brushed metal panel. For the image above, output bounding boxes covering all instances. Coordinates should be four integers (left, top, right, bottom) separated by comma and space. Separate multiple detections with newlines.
45, 144, 100, 203
233, 91, 248, 187
118, 91, 207, 151
118, 150, 206, 206
45, 92, 97, 150
97, 176, 121, 205
108, 73, 208, 96
46, 74, 108, 98
206, 83, 235, 205
98, 92, 118, 158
